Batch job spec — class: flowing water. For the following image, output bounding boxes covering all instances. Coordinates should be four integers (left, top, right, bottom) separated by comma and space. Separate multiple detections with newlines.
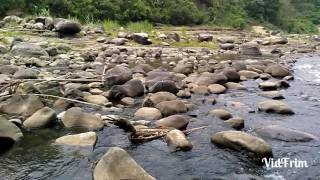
1, 55, 320, 180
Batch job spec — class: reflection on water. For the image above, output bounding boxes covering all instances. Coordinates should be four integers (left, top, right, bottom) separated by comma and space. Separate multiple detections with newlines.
1, 56, 320, 180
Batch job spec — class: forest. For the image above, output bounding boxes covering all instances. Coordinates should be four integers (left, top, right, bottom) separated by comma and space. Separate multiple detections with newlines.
0, 0, 320, 33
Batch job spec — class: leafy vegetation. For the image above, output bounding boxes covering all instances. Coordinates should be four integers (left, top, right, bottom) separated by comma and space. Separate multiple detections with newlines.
0, 0, 319, 33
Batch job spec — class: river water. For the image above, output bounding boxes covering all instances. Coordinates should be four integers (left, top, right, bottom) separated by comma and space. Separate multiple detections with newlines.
1, 55, 320, 180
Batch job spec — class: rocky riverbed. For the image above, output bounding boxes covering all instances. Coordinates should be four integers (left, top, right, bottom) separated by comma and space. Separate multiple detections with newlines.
0, 16, 320, 180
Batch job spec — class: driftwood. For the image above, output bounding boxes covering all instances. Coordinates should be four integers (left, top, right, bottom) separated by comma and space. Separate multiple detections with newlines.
130, 126, 209, 143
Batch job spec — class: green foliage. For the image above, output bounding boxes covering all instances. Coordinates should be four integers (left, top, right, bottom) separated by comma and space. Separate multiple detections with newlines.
127, 21, 153, 33
1, 0, 320, 34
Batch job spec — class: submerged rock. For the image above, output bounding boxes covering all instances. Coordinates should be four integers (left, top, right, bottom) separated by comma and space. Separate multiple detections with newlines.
55, 132, 97, 146
165, 130, 193, 151
255, 125, 317, 142
62, 107, 104, 130
258, 100, 294, 115
209, 109, 232, 120
93, 147, 155, 180
211, 131, 273, 161
225, 117, 245, 130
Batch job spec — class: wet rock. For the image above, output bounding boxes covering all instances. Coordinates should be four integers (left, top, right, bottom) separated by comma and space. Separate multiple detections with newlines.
0, 116, 23, 152
155, 100, 188, 117
109, 79, 144, 99
121, 97, 135, 105
131, 33, 152, 45
254, 125, 317, 142
0, 95, 44, 117
165, 129, 193, 151
258, 100, 294, 115
259, 91, 284, 99
210, 109, 232, 120
155, 115, 189, 130
94, 147, 155, 180
211, 131, 273, 160
219, 43, 235, 50
142, 92, 177, 107
23, 107, 57, 128
223, 68, 240, 82
173, 63, 194, 75
225, 117, 244, 130
55, 132, 97, 146
195, 73, 228, 86
225, 82, 246, 90
84, 95, 109, 106
104, 65, 133, 86
54, 20, 81, 35
239, 70, 260, 79
62, 107, 104, 130
240, 42, 262, 56
134, 107, 162, 120
190, 85, 209, 95
208, 84, 227, 94
133, 64, 153, 74
177, 89, 192, 98
198, 34, 213, 42
265, 64, 290, 78
258, 81, 278, 91
11, 42, 49, 57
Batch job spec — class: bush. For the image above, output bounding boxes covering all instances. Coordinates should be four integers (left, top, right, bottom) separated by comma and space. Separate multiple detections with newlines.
281, 18, 318, 34
127, 21, 153, 33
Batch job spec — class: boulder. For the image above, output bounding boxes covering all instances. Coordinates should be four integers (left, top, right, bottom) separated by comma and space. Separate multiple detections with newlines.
225, 82, 246, 90
258, 81, 278, 91
54, 20, 81, 35
0, 116, 23, 152
3, 16, 23, 24
148, 80, 179, 94
240, 42, 262, 56
208, 84, 226, 94
104, 65, 133, 86
173, 63, 194, 75
254, 125, 317, 142
223, 69, 240, 82
62, 107, 104, 130
198, 34, 213, 42
270, 36, 288, 45
0, 95, 44, 117
0, 44, 8, 54
109, 79, 144, 100
211, 131, 273, 160
225, 117, 244, 130
259, 91, 284, 99
265, 64, 290, 78
194, 73, 228, 86
155, 115, 189, 130
23, 107, 57, 128
165, 130, 193, 151
142, 92, 177, 107
209, 109, 232, 120
155, 100, 187, 117
134, 107, 162, 120
219, 43, 235, 50
0, 65, 19, 75
93, 147, 155, 180
239, 70, 260, 79
11, 42, 49, 57
13, 68, 38, 79
84, 95, 109, 106
190, 85, 209, 95
258, 100, 294, 115
131, 33, 152, 45
55, 132, 97, 146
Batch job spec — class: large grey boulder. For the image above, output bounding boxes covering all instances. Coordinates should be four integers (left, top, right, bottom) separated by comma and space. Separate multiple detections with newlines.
104, 65, 133, 86
23, 107, 57, 128
240, 42, 262, 56
211, 131, 273, 161
109, 79, 144, 99
0, 95, 44, 117
93, 147, 155, 180
13, 68, 38, 79
131, 33, 152, 45
62, 107, 104, 130
0, 116, 23, 152
265, 64, 290, 78
54, 20, 81, 35
11, 42, 49, 57
255, 125, 317, 142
